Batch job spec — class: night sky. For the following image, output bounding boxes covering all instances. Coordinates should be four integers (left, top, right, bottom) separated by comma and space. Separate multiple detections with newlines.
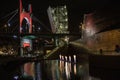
0, 0, 120, 33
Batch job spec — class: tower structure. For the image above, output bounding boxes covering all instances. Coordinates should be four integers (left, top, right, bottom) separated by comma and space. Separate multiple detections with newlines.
19, 0, 33, 56
19, 0, 32, 33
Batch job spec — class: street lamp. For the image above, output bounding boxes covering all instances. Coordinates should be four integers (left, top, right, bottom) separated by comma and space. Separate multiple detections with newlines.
4, 24, 7, 32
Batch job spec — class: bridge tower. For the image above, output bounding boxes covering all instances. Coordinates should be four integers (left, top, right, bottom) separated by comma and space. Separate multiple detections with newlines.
19, 0, 34, 56
19, 0, 32, 33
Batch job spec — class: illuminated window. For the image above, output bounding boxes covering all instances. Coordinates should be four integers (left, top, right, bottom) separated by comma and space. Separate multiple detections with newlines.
47, 6, 69, 33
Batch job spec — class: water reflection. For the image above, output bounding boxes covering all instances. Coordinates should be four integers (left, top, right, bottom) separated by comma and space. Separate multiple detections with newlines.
23, 63, 35, 77
22, 62, 35, 80
35, 63, 42, 80
65, 58, 71, 80
74, 63, 77, 75
17, 55, 100, 80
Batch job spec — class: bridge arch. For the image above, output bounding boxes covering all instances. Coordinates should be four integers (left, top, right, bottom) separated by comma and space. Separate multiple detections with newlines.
19, 0, 32, 33
21, 17, 30, 33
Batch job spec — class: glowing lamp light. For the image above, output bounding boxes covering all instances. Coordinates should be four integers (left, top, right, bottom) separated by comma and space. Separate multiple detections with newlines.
69, 56, 71, 62
59, 54, 61, 59
13, 35, 17, 39
13, 76, 19, 80
85, 28, 95, 36
8, 23, 11, 27
65, 56, 67, 61
61, 56, 64, 60
38, 27, 41, 30
4, 24, 7, 28
73, 55, 76, 63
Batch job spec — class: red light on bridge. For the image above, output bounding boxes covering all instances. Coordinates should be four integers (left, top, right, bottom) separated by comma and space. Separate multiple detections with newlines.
23, 43, 30, 47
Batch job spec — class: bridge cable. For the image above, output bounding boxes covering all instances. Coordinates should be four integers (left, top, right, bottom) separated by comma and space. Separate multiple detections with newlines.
32, 15, 52, 33
7, 10, 18, 24
0, 9, 18, 21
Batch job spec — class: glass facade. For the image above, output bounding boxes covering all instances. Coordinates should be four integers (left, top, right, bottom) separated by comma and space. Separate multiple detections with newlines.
48, 6, 69, 33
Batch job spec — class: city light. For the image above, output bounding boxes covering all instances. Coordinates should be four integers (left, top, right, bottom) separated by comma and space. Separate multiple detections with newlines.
8, 23, 11, 27
13, 35, 17, 39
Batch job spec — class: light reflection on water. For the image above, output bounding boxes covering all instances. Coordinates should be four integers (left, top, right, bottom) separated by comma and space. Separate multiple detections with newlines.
21, 56, 100, 80
23, 62, 35, 77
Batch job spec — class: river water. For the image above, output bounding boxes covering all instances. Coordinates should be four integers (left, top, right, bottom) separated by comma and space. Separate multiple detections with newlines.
20, 60, 89, 80
0, 56, 100, 80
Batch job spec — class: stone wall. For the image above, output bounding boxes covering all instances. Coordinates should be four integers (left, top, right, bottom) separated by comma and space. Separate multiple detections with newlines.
82, 29, 120, 52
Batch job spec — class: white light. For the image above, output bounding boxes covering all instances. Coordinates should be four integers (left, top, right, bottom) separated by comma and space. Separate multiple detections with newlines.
20, 27, 22, 31
38, 27, 40, 30
73, 55, 76, 63
4, 24, 7, 28
8, 23, 11, 27
59, 54, 61, 59
69, 56, 71, 62
13, 76, 19, 80
13, 35, 17, 38
65, 56, 67, 61
61, 56, 64, 60
86, 28, 95, 36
